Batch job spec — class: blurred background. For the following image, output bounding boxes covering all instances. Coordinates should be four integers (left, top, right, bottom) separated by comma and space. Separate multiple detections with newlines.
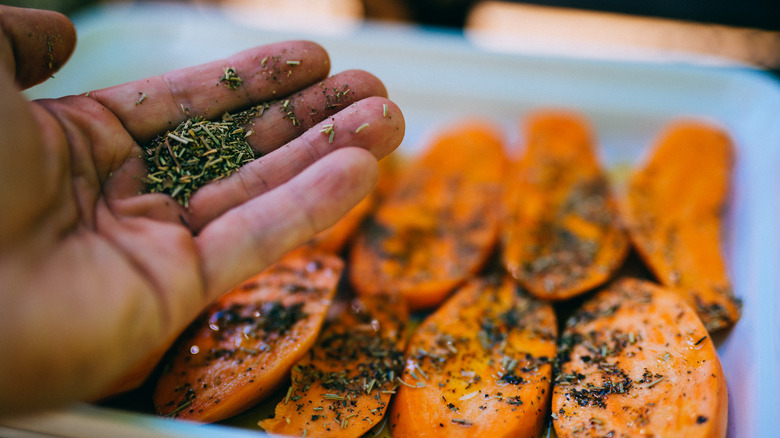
8, 0, 780, 30
7, 0, 780, 72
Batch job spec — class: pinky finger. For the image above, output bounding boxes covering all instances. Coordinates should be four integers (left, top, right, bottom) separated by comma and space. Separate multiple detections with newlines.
195, 146, 378, 298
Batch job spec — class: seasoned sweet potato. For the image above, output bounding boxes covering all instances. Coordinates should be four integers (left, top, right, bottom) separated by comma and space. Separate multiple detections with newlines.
350, 122, 507, 310
153, 249, 342, 422
389, 275, 558, 437
259, 293, 407, 437
621, 121, 740, 332
503, 111, 629, 300
552, 277, 728, 437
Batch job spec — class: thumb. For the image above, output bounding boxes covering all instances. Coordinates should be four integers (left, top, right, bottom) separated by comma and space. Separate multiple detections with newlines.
0, 5, 76, 90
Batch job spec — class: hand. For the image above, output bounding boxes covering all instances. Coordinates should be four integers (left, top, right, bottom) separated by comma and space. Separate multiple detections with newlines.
0, 5, 404, 414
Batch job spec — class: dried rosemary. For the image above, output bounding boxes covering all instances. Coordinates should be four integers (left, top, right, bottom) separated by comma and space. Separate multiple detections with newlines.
220, 66, 243, 90
141, 103, 269, 207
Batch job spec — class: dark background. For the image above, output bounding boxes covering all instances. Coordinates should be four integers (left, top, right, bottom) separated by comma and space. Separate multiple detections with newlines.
8, 0, 780, 31
378, 0, 780, 31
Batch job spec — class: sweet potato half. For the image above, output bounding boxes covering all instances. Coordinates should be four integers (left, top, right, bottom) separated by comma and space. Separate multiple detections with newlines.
621, 121, 740, 332
153, 249, 342, 422
259, 293, 407, 437
389, 275, 558, 438
552, 277, 728, 437
350, 122, 507, 310
503, 111, 629, 300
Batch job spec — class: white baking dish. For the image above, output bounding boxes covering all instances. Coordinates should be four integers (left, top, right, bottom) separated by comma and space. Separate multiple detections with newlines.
13, 3, 780, 436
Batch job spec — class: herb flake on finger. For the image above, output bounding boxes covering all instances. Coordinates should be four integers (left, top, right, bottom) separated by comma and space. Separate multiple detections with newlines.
220, 66, 243, 90
280, 99, 300, 126
320, 123, 336, 143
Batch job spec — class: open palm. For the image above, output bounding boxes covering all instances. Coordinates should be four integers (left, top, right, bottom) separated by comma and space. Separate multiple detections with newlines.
0, 6, 404, 414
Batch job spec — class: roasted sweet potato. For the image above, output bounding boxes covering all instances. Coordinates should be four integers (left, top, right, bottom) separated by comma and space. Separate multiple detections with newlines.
503, 111, 629, 300
552, 277, 728, 437
153, 249, 342, 422
621, 121, 740, 332
259, 293, 407, 437
389, 275, 558, 437
350, 122, 507, 310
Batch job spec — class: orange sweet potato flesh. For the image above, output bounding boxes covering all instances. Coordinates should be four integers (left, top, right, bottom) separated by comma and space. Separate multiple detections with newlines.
350, 122, 507, 310
259, 293, 407, 437
503, 111, 629, 300
389, 275, 558, 438
153, 249, 342, 422
552, 277, 728, 438
622, 122, 740, 332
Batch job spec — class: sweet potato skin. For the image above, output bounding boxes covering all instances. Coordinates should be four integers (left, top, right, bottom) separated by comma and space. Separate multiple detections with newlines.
350, 122, 507, 310
621, 121, 740, 332
153, 249, 342, 422
552, 277, 728, 438
389, 275, 558, 438
503, 111, 629, 300
259, 293, 407, 437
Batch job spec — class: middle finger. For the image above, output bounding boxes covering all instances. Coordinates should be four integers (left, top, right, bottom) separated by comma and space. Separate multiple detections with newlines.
239, 69, 388, 155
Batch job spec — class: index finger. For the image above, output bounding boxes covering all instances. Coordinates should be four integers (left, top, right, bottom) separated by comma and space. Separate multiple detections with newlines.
88, 40, 330, 142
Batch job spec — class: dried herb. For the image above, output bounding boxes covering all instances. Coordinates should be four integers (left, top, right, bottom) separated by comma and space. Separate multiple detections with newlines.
323, 84, 352, 110
258, 295, 407, 436
320, 123, 335, 143
45, 34, 59, 71
220, 66, 243, 90
141, 104, 269, 207
207, 301, 306, 343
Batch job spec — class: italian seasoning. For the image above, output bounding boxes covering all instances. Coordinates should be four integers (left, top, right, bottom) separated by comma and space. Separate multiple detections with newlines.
220, 66, 243, 90
141, 104, 271, 207
143, 80, 354, 205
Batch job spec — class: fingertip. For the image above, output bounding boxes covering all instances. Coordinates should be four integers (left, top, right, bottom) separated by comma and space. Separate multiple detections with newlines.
380, 99, 405, 151
275, 40, 332, 81
292, 40, 331, 73
0, 5, 77, 89
332, 146, 380, 189
353, 96, 405, 160
333, 69, 388, 99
